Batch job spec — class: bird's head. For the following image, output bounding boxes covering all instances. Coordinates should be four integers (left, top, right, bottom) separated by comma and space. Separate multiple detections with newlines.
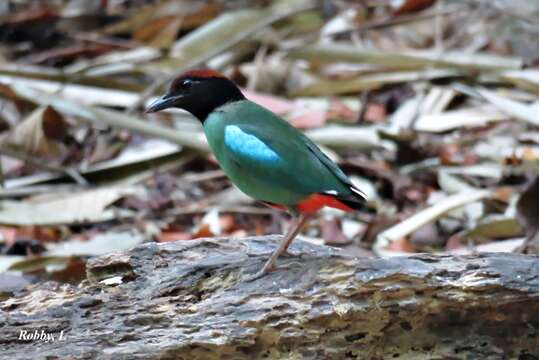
145, 69, 245, 121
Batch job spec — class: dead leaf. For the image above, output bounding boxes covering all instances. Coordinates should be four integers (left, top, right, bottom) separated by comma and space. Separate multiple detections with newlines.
393, 0, 436, 15
516, 176, 539, 238
293, 69, 461, 96
306, 125, 386, 149
0, 83, 19, 101
0, 226, 17, 245
167, 9, 269, 68
105, 2, 219, 36
0, 187, 140, 226
46, 231, 144, 256
41, 107, 67, 140
133, 16, 178, 42
291, 43, 522, 72
49, 258, 86, 283
410, 222, 443, 247
376, 190, 491, 255
321, 218, 350, 246
191, 223, 214, 239
0, 106, 66, 157
2, 8, 57, 26
219, 214, 237, 233
23, 44, 112, 66
147, 19, 184, 50
243, 90, 295, 114
476, 88, 539, 127
449, 238, 525, 255
289, 108, 327, 128
363, 103, 386, 123
492, 186, 513, 203
445, 233, 463, 251
463, 216, 523, 243
414, 105, 507, 133
11, 84, 209, 152
8, 256, 71, 273
387, 237, 416, 252
157, 231, 192, 243
326, 98, 358, 122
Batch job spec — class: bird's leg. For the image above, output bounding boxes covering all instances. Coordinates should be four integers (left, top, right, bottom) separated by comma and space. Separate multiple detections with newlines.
280, 214, 305, 257
281, 216, 308, 257
246, 213, 310, 281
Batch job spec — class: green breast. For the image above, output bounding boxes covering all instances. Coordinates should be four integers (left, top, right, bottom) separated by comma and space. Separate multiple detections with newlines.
203, 100, 352, 207
203, 102, 307, 205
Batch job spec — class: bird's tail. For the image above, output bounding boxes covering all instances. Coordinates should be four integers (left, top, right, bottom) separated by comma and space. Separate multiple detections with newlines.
323, 186, 367, 211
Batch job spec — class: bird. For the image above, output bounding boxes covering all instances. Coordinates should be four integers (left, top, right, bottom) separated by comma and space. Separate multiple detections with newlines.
146, 69, 366, 280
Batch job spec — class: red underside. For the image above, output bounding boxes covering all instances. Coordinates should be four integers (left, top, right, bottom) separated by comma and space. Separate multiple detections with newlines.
264, 194, 353, 214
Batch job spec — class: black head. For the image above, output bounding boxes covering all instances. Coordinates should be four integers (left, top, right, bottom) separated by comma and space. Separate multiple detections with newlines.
145, 69, 245, 121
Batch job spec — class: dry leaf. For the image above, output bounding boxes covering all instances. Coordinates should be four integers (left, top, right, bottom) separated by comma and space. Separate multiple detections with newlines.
147, 19, 184, 49
363, 103, 386, 123
376, 190, 491, 255
243, 90, 296, 114
0, 106, 66, 157
0, 187, 139, 226
393, 0, 436, 15
321, 218, 350, 246
157, 231, 192, 243
516, 176, 539, 238
191, 223, 214, 239
387, 237, 416, 252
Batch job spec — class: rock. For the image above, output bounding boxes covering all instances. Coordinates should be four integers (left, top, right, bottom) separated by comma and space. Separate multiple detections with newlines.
1, 236, 538, 359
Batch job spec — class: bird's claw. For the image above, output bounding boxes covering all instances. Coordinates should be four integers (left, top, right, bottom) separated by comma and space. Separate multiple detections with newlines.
282, 249, 301, 258
243, 268, 271, 282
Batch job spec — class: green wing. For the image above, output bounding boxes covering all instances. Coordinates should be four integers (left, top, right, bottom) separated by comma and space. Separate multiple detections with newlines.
205, 100, 365, 206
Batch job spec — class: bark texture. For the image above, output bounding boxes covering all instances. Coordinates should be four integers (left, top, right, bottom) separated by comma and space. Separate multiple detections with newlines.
1, 236, 538, 359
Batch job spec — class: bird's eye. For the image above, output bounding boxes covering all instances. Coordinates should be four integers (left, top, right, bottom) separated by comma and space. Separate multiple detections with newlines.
181, 80, 192, 89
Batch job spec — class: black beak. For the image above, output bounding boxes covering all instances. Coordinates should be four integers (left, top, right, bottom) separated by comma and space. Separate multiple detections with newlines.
145, 94, 181, 113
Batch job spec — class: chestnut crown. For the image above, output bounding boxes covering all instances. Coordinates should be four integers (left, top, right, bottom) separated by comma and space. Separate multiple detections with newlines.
145, 69, 245, 121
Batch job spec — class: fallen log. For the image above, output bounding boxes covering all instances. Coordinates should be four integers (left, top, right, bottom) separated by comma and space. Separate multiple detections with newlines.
1, 236, 538, 359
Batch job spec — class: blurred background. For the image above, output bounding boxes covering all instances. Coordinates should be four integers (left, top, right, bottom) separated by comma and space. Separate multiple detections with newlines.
0, 0, 538, 292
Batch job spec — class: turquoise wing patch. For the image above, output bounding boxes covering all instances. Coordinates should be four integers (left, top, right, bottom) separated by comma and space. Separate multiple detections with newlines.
224, 125, 280, 164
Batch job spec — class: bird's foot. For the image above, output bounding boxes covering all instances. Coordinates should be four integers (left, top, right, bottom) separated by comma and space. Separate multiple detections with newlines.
243, 268, 272, 282
243, 259, 278, 282
282, 249, 302, 258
